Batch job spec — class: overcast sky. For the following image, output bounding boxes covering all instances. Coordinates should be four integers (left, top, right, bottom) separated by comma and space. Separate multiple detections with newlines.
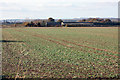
0, 0, 119, 20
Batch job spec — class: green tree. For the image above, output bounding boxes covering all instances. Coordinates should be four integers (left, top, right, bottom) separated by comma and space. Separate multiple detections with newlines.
37, 22, 41, 27
82, 19, 86, 22
30, 21, 35, 27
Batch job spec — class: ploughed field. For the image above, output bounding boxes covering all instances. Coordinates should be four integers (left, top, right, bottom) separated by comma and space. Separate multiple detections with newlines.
2, 27, 118, 78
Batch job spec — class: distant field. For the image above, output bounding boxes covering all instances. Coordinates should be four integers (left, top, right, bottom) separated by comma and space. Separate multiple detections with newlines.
2, 27, 118, 78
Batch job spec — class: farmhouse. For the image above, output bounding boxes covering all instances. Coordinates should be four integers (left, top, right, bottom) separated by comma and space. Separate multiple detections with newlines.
61, 22, 94, 27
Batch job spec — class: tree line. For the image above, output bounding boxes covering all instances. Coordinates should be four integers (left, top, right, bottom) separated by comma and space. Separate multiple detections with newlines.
25, 18, 63, 27
23, 17, 119, 27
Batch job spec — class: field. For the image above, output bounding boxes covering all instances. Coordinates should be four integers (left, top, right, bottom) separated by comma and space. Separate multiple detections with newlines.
2, 27, 119, 78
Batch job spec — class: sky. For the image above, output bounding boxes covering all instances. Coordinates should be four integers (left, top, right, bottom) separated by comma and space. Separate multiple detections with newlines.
0, 0, 119, 20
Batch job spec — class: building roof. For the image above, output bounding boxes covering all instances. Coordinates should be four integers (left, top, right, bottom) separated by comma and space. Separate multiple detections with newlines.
62, 22, 93, 23
62, 22, 94, 25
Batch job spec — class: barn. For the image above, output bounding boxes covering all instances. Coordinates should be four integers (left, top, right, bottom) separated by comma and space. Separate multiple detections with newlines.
61, 22, 94, 27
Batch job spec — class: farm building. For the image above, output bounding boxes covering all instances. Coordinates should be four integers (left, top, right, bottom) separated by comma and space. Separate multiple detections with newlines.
61, 22, 94, 27
46, 22, 61, 27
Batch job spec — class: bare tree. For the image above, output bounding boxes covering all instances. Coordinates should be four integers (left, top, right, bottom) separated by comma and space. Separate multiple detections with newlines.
57, 19, 63, 22
48, 17, 55, 22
